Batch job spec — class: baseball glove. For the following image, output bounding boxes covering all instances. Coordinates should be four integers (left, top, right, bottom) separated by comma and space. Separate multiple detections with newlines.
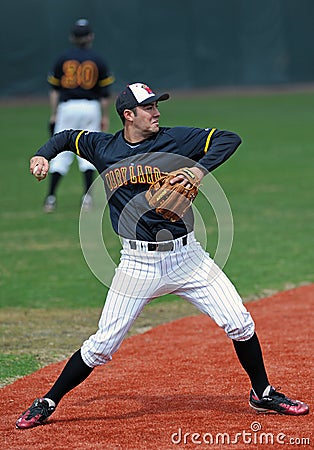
145, 167, 200, 222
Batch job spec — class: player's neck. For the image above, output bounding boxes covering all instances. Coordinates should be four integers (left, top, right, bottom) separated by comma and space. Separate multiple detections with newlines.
123, 128, 155, 144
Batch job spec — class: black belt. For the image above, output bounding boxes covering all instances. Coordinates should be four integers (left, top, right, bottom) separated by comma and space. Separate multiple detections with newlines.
129, 235, 187, 252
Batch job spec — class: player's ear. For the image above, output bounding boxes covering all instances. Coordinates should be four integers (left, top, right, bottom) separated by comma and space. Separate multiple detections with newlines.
123, 109, 135, 123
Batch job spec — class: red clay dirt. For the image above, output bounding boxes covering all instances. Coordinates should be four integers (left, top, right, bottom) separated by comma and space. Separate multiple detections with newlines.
1, 284, 313, 449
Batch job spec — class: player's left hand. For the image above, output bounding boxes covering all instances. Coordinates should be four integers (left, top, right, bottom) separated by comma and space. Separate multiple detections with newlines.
170, 166, 205, 188
145, 166, 201, 222
30, 156, 49, 181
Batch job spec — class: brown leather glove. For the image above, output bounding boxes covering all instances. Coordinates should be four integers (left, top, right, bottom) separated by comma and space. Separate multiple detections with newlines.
145, 167, 200, 222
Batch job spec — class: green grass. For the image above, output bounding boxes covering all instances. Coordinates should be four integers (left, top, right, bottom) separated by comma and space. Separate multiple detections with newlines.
165, 92, 314, 294
0, 91, 313, 382
0, 354, 40, 384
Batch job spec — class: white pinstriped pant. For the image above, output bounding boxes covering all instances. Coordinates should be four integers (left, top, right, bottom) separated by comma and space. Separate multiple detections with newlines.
81, 232, 255, 368
49, 100, 100, 175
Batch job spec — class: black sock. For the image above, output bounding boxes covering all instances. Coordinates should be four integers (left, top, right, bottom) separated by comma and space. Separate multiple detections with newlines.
233, 332, 269, 398
83, 169, 95, 194
48, 172, 62, 196
44, 350, 93, 405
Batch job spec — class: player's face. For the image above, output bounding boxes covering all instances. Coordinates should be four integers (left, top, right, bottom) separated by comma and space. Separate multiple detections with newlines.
134, 102, 161, 136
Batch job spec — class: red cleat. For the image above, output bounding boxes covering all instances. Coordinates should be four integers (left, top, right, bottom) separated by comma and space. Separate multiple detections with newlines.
16, 398, 55, 429
249, 387, 309, 415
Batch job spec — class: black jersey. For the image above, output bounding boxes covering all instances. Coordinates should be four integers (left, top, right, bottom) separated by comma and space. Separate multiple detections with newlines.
47, 47, 115, 102
35, 126, 241, 241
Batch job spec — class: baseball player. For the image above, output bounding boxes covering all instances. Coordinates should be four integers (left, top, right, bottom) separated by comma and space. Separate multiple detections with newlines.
16, 83, 309, 429
44, 18, 115, 212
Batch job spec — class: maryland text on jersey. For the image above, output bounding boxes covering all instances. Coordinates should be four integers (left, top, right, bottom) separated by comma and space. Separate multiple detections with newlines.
104, 165, 162, 191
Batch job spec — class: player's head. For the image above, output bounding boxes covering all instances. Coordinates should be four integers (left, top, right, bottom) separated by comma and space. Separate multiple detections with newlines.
70, 19, 94, 48
116, 83, 170, 124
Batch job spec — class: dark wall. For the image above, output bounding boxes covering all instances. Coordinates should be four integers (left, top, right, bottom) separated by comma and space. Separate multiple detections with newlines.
1, 0, 313, 97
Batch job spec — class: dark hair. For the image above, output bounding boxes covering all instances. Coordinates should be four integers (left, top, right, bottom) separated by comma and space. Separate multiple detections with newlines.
70, 33, 94, 49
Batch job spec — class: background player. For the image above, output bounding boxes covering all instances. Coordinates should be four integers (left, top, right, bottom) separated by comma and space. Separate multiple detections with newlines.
44, 18, 115, 212
16, 83, 309, 429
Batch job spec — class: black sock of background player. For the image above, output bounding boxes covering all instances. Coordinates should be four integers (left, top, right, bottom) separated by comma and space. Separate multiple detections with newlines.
232, 332, 269, 398
44, 349, 93, 405
48, 172, 62, 196
83, 169, 94, 194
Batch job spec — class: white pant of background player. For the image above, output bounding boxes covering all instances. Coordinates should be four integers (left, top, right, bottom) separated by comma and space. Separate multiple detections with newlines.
49, 99, 99, 174
81, 232, 255, 367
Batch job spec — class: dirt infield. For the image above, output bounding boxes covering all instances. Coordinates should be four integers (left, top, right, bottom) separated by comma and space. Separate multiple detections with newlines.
1, 284, 313, 449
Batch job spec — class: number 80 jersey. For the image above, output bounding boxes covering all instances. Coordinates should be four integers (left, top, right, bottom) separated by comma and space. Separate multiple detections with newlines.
47, 46, 115, 101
